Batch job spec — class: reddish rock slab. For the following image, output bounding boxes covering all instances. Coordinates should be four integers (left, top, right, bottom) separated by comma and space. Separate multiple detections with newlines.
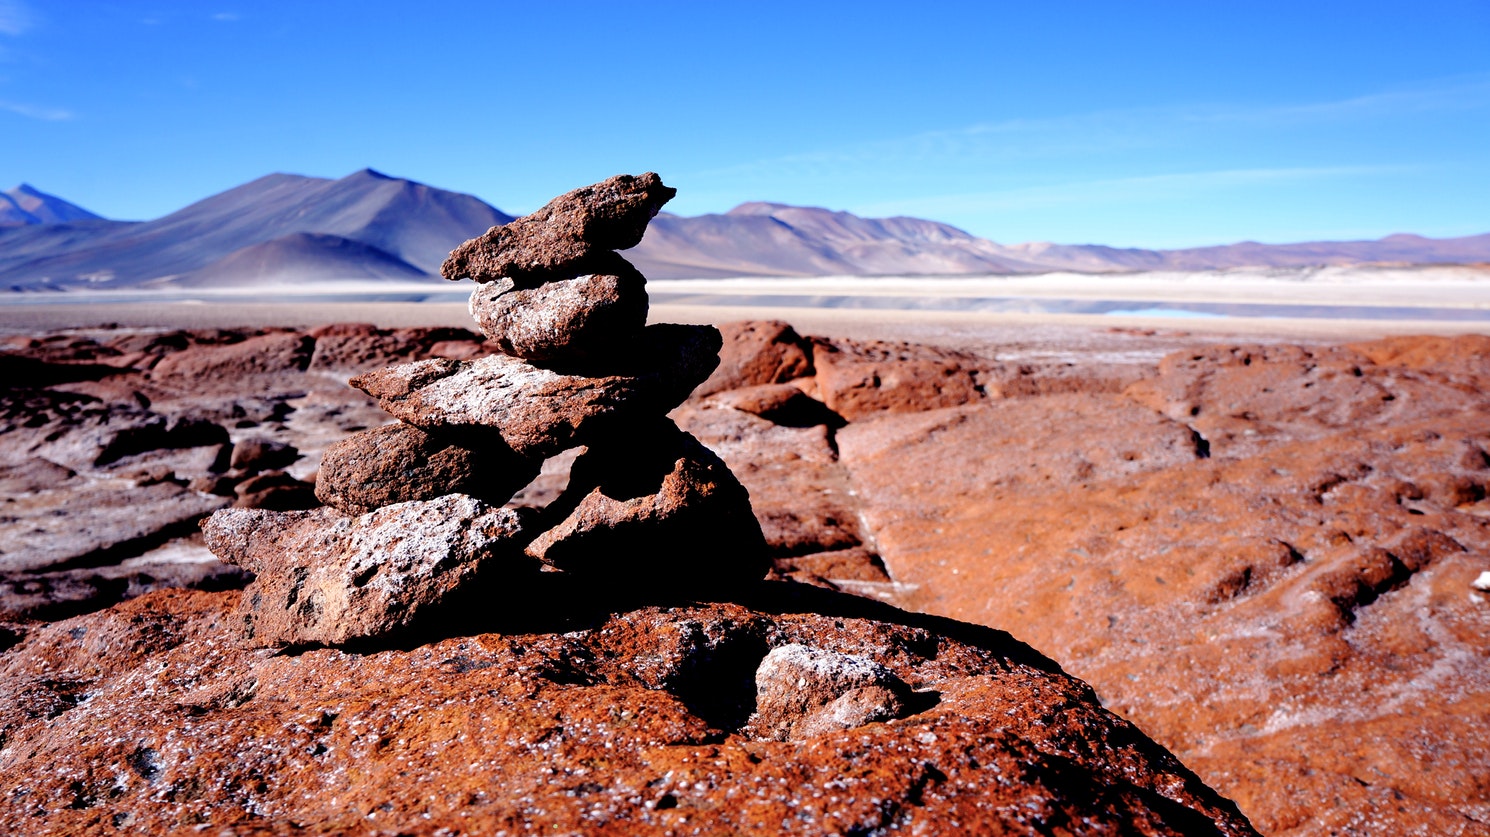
704, 382, 843, 427
0, 466, 229, 573
201, 495, 528, 648
469, 254, 649, 361
306, 323, 488, 374
1, 388, 229, 470
230, 469, 318, 511
0, 586, 1258, 835
149, 331, 314, 383
527, 419, 770, 591
442, 172, 676, 282
812, 338, 987, 420
693, 319, 815, 397
832, 338, 1490, 836
314, 422, 539, 515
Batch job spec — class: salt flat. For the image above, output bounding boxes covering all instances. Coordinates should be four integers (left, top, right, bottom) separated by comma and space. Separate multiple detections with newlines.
3, 263, 1489, 341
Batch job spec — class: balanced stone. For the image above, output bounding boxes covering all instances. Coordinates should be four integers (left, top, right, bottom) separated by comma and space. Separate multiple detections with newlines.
350, 355, 639, 459
469, 253, 648, 361
442, 172, 675, 283
314, 422, 539, 515
349, 325, 724, 460
526, 418, 769, 590
202, 495, 526, 648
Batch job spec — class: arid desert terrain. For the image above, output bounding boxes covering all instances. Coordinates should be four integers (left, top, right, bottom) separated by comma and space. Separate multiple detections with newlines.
0, 298, 1487, 835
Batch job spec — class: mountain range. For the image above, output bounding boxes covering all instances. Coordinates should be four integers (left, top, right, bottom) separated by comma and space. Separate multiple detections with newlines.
2, 171, 1487, 291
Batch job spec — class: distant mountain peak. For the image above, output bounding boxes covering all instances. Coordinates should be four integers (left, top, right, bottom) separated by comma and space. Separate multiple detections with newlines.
346, 167, 393, 180
0, 183, 104, 227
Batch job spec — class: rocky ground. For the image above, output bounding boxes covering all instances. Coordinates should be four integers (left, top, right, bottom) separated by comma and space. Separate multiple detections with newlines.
1, 315, 1486, 834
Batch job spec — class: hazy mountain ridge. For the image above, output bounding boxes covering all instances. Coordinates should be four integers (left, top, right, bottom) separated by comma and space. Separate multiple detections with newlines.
3, 173, 1487, 290
0, 170, 513, 291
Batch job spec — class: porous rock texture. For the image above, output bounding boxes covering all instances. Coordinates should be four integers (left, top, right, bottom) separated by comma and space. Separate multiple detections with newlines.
314, 421, 538, 515
469, 253, 649, 360
0, 324, 491, 620
0, 584, 1258, 835
442, 172, 676, 282
202, 495, 527, 648
821, 333, 1490, 836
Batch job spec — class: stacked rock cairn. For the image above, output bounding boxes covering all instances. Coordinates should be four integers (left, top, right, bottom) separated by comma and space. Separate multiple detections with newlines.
202, 173, 769, 648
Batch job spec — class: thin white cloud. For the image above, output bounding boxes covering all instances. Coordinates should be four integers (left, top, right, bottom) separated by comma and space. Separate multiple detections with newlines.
0, 0, 32, 37
689, 74, 1490, 185
212, 12, 240, 22
850, 165, 1422, 217
0, 100, 73, 120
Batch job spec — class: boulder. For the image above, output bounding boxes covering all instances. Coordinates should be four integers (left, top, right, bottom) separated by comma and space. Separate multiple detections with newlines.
201, 495, 528, 648
442, 172, 675, 282
746, 643, 914, 741
812, 339, 985, 420
694, 319, 814, 397
228, 436, 299, 472
469, 254, 649, 361
150, 332, 314, 384
314, 422, 539, 515
527, 419, 769, 590
705, 383, 843, 427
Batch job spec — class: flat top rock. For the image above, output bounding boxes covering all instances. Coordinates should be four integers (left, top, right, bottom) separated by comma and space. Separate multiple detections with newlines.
0, 585, 1257, 836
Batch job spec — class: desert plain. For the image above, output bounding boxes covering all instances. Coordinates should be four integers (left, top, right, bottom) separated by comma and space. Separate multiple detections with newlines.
0, 277, 1488, 835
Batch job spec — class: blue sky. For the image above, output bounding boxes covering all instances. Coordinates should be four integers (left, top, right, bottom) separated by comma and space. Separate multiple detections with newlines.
1, 1, 1486, 248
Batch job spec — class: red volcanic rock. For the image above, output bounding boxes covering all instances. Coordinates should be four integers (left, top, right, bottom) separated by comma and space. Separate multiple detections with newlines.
230, 469, 318, 511
469, 254, 649, 361
442, 172, 676, 282
315, 422, 539, 515
704, 382, 843, 427
674, 404, 870, 563
0, 459, 229, 573
201, 495, 528, 648
527, 419, 770, 591
1, 388, 229, 470
812, 338, 986, 420
150, 331, 314, 383
0, 587, 1258, 835
694, 319, 814, 397
306, 323, 489, 373
745, 643, 914, 741
829, 335, 1490, 835
227, 436, 298, 472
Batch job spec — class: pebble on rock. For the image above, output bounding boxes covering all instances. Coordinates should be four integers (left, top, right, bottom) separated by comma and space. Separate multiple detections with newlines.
746, 643, 915, 741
